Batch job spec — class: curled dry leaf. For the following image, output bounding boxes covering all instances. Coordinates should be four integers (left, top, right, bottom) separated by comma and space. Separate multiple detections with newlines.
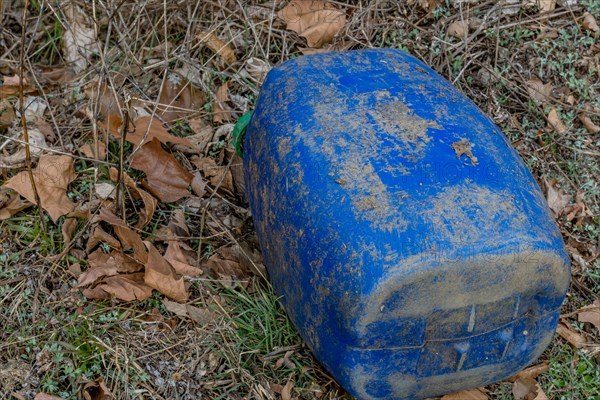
107, 116, 194, 148
162, 298, 217, 325
206, 245, 252, 278
538, 0, 557, 12
441, 388, 488, 400
157, 74, 205, 123
526, 79, 553, 103
556, 322, 587, 348
80, 141, 107, 160
281, 379, 295, 400
278, 0, 347, 48
144, 242, 189, 302
98, 208, 148, 263
164, 240, 203, 277
83, 272, 153, 302
82, 377, 114, 400
578, 104, 600, 133
543, 177, 571, 216
512, 377, 548, 400
240, 57, 272, 86
63, 3, 97, 73
509, 362, 549, 382
0, 188, 32, 220
193, 156, 235, 195
86, 225, 121, 253
408, 0, 443, 13
108, 167, 157, 229
578, 300, 600, 331
3, 154, 76, 222
582, 12, 599, 33
0, 99, 16, 129
0, 128, 48, 168
447, 20, 469, 39
213, 81, 233, 124
130, 138, 193, 203
546, 107, 568, 134
78, 249, 144, 288
197, 31, 237, 67
34, 394, 65, 400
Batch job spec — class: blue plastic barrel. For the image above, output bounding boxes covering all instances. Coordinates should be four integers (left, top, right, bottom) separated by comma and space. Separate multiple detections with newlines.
243, 49, 570, 400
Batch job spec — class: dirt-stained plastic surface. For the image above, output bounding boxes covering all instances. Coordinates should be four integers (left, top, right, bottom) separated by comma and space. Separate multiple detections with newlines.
244, 49, 570, 400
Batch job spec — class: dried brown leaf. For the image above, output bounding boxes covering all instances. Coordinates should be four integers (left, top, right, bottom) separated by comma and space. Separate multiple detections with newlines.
157, 74, 205, 122
144, 242, 188, 302
538, 0, 556, 12
193, 156, 235, 195
582, 12, 599, 33
578, 105, 600, 133
78, 249, 144, 287
162, 298, 217, 324
108, 167, 157, 228
4, 154, 76, 222
63, 4, 97, 73
34, 394, 64, 400
86, 225, 121, 253
85, 272, 153, 301
61, 217, 78, 244
447, 20, 469, 39
191, 171, 208, 197
441, 389, 488, 400
526, 79, 553, 103
278, 0, 347, 48
544, 177, 571, 216
98, 208, 148, 263
0, 99, 16, 129
0, 188, 32, 220
130, 138, 193, 203
556, 322, 587, 348
197, 31, 237, 66
108, 116, 194, 148
509, 362, 550, 382
80, 141, 106, 160
546, 107, 568, 134
83, 377, 114, 400
578, 300, 600, 331
512, 377, 548, 400
281, 380, 294, 400
213, 82, 233, 124
206, 245, 251, 278
164, 240, 203, 277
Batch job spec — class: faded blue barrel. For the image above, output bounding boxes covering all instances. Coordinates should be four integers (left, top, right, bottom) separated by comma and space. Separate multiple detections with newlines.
243, 49, 570, 400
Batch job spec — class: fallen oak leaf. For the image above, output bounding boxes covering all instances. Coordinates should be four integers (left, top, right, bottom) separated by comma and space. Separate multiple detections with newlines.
447, 20, 469, 39
512, 377, 548, 400
441, 388, 488, 400
130, 138, 193, 203
0, 188, 32, 220
34, 394, 65, 400
83, 272, 153, 302
196, 31, 236, 67
526, 79, 553, 103
109, 168, 157, 229
157, 74, 205, 123
278, 0, 347, 48
106, 116, 194, 148
578, 300, 600, 331
78, 249, 144, 288
83, 377, 114, 400
162, 298, 217, 325
543, 177, 571, 216
3, 154, 76, 222
509, 362, 549, 382
582, 12, 599, 33
164, 240, 203, 277
98, 208, 148, 263
213, 81, 233, 124
546, 107, 568, 134
556, 322, 587, 348
144, 242, 189, 302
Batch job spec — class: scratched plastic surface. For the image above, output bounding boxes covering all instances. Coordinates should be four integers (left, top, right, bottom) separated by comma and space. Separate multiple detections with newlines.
243, 49, 570, 400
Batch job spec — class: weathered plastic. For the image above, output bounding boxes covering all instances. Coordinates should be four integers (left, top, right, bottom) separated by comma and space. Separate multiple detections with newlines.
243, 49, 570, 400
